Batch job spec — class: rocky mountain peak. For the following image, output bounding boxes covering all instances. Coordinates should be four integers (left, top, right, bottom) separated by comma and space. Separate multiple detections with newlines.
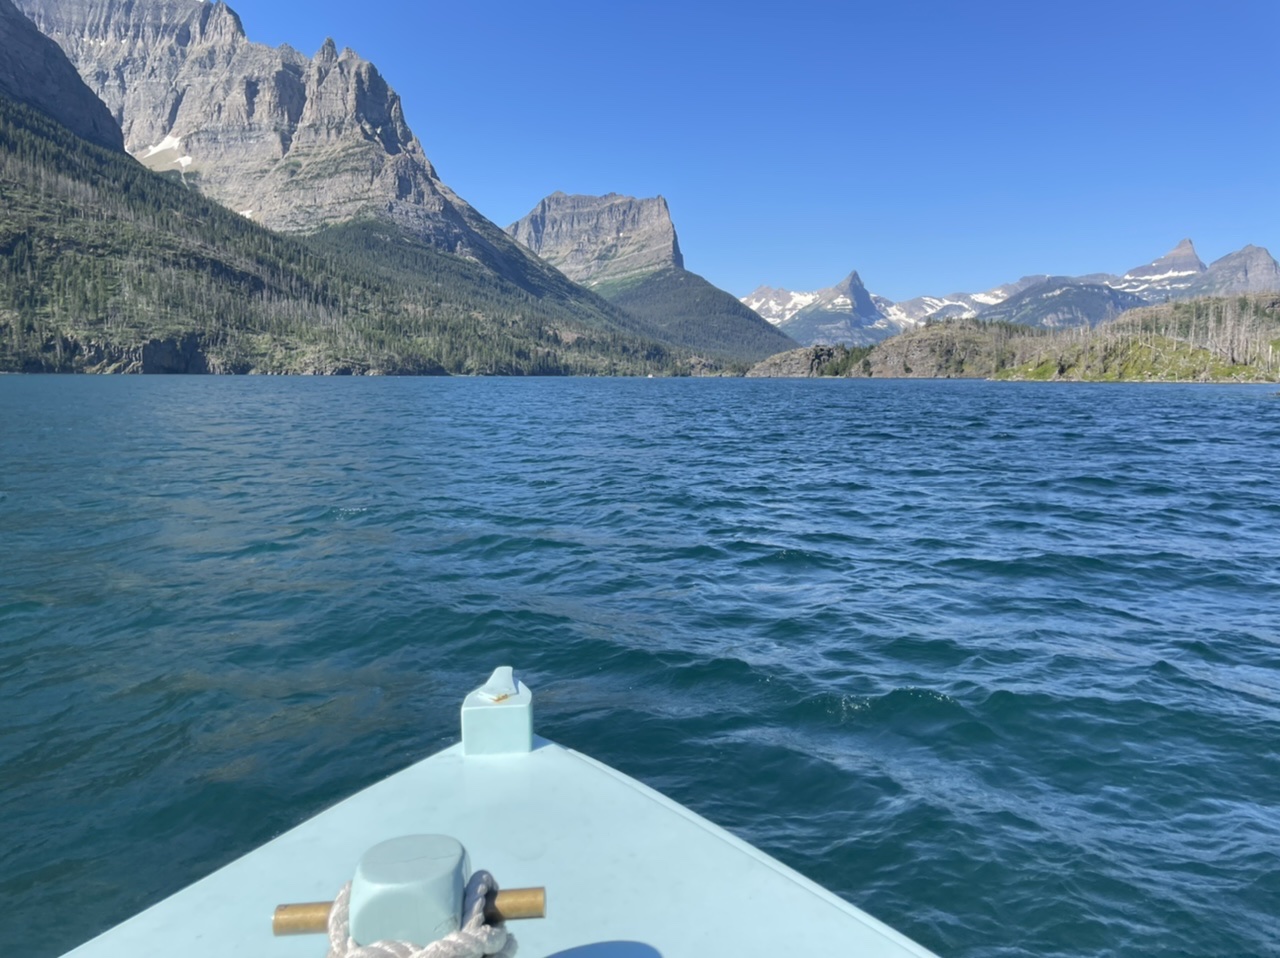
0, 0, 123, 151
1190, 245, 1280, 295
823, 270, 880, 319
835, 270, 867, 292
506, 192, 685, 285
12, 0, 518, 261
1124, 238, 1207, 280
196, 1, 245, 44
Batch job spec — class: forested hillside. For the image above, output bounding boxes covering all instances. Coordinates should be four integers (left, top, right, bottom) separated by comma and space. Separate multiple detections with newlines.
0, 94, 687, 375
593, 267, 796, 365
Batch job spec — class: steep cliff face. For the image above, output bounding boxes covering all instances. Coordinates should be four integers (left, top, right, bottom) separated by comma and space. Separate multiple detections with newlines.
13, 0, 529, 266
506, 192, 684, 286
0, 0, 122, 151
506, 192, 794, 361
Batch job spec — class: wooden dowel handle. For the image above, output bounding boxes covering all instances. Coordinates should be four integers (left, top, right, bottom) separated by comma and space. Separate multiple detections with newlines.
486, 886, 546, 921
273, 902, 332, 936
272, 887, 546, 936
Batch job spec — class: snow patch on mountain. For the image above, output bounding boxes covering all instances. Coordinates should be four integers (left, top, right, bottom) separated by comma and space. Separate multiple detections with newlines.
742, 287, 820, 326
142, 134, 181, 158
742, 240, 1276, 348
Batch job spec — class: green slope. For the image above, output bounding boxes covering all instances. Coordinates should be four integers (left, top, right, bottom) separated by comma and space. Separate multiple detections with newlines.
591, 266, 796, 363
0, 94, 685, 375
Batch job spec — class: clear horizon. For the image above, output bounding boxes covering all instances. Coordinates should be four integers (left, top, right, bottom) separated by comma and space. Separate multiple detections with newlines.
236, 0, 1277, 303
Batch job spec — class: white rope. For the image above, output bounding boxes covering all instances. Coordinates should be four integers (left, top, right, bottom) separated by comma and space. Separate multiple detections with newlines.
325, 871, 517, 958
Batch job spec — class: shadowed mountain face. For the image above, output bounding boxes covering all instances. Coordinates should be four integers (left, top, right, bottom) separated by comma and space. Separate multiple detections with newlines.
0, 0, 122, 151
11, 0, 567, 285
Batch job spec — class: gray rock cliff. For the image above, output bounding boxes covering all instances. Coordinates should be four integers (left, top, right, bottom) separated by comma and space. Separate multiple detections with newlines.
13, 0, 529, 265
0, 0, 122, 150
744, 345, 841, 378
506, 192, 684, 285
505, 191, 793, 361
1189, 246, 1280, 296
1111, 238, 1207, 296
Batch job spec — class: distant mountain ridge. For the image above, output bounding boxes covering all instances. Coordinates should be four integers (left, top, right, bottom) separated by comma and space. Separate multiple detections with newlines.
745, 239, 1280, 347
747, 271, 890, 346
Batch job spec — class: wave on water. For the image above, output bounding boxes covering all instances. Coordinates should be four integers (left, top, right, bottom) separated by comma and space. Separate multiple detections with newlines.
3, 377, 1280, 957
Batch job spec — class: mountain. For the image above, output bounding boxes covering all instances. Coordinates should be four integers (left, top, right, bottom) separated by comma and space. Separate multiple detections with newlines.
771, 272, 899, 347
875, 276, 1052, 327
1187, 246, 1280, 297
0, 0, 122, 151
746, 239, 1280, 347
1110, 238, 1206, 297
976, 279, 1147, 328
506, 192, 684, 285
748, 294, 1280, 382
11, 0, 590, 292
1107, 239, 1280, 303
743, 274, 1053, 347
0, 86, 694, 375
744, 278, 1037, 329
508, 192, 794, 362
740, 287, 823, 326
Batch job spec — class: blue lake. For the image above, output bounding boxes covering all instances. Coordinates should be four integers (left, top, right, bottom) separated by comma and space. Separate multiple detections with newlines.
2, 376, 1279, 957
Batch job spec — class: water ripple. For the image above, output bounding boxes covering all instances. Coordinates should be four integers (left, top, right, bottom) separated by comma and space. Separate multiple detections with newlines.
3, 377, 1280, 957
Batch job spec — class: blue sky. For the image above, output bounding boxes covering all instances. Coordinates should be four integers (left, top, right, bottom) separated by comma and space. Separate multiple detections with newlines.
241, 0, 1277, 301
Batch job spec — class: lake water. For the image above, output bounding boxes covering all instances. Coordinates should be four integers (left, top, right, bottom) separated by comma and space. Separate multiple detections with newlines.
3, 376, 1279, 958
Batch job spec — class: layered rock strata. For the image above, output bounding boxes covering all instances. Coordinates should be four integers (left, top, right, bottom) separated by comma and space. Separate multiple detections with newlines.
506, 192, 684, 286
15, 0, 528, 266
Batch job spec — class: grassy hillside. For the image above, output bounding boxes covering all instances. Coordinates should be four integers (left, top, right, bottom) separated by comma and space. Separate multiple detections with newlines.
0, 94, 688, 375
592, 266, 796, 364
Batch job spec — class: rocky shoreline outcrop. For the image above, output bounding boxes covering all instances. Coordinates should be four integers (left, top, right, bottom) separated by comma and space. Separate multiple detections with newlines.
12, 331, 451, 376
745, 345, 842, 377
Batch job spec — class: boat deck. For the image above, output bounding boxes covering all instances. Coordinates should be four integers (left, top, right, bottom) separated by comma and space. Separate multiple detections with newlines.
63, 674, 940, 958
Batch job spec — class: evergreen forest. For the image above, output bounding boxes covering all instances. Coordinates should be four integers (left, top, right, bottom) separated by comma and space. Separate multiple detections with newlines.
0, 94, 696, 376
